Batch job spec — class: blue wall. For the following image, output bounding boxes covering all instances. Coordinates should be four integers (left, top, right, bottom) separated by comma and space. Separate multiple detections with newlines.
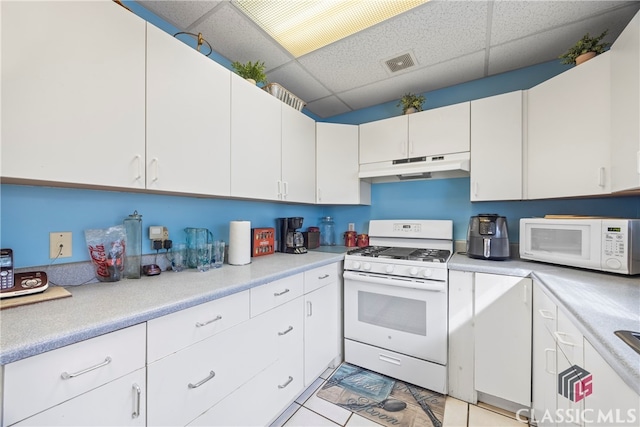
1, 2, 638, 268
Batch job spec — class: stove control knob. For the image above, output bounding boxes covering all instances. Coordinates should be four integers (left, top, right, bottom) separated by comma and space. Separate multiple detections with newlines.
385, 265, 394, 274
352, 261, 361, 270
409, 267, 419, 276
423, 269, 433, 278
363, 263, 372, 271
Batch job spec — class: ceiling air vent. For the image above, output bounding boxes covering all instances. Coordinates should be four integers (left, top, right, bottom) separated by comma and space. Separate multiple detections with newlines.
384, 52, 416, 73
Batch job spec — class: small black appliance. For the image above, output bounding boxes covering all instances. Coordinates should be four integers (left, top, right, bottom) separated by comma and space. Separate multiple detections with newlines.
276, 217, 307, 254
466, 214, 510, 260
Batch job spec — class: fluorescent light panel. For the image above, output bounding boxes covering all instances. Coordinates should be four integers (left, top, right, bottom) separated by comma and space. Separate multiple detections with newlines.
236, 0, 428, 57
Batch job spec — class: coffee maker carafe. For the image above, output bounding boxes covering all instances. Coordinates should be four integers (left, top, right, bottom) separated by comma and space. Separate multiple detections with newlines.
276, 217, 308, 254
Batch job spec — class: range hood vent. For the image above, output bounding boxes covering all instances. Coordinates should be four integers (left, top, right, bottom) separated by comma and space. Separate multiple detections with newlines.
359, 152, 470, 183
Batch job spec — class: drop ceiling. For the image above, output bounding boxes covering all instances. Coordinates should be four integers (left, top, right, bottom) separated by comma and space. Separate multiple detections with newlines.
137, 0, 640, 119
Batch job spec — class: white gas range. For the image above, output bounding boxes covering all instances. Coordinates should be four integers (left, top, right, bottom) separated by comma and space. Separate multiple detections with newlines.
343, 219, 453, 394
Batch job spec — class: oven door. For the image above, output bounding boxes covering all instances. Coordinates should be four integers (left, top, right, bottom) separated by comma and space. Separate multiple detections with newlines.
343, 271, 447, 365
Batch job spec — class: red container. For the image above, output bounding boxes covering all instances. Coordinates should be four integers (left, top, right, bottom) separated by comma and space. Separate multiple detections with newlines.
251, 228, 275, 257
344, 231, 357, 247
357, 234, 369, 247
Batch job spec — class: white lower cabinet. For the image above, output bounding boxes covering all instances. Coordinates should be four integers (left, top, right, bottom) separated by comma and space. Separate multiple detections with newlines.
474, 273, 532, 408
12, 368, 146, 427
2, 324, 146, 427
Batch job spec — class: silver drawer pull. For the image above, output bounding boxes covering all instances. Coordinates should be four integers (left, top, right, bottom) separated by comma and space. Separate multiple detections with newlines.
195, 315, 222, 327
61, 356, 112, 380
274, 288, 290, 297
538, 309, 554, 320
188, 370, 216, 389
278, 326, 294, 336
132, 383, 141, 419
278, 376, 294, 389
554, 331, 575, 346
318, 274, 330, 279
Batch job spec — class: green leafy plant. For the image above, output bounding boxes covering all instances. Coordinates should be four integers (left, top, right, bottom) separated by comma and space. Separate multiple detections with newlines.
559, 30, 610, 65
231, 60, 267, 84
397, 92, 426, 114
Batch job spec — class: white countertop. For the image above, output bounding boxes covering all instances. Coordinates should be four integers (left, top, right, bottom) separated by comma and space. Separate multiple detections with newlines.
448, 253, 640, 396
0, 251, 344, 365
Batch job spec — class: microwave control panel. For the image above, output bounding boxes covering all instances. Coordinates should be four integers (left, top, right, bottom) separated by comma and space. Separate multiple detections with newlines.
602, 222, 628, 270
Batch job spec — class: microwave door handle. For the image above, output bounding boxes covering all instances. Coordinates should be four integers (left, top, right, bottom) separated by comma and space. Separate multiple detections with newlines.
483, 238, 491, 258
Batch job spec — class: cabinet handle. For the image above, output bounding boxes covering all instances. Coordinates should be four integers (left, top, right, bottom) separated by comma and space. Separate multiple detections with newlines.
554, 331, 575, 346
283, 181, 288, 199
544, 348, 556, 375
151, 158, 159, 182
274, 288, 290, 297
277, 181, 282, 199
637, 151, 640, 174
473, 181, 479, 197
379, 354, 401, 365
61, 356, 112, 380
307, 301, 313, 317
132, 383, 141, 419
523, 283, 528, 303
134, 155, 142, 180
278, 325, 294, 336
317, 188, 322, 202
318, 274, 330, 280
538, 309, 554, 320
400, 141, 406, 156
278, 376, 294, 389
598, 167, 605, 187
195, 314, 222, 328
188, 370, 216, 389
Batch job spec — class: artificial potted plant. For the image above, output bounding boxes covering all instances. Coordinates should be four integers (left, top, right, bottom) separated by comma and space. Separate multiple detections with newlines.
231, 60, 267, 85
397, 92, 425, 114
559, 30, 610, 66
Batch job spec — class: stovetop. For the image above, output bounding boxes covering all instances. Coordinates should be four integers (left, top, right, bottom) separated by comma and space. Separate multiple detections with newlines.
347, 246, 451, 263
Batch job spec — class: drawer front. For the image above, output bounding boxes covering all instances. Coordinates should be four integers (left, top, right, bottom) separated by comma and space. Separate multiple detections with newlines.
533, 283, 557, 334
250, 274, 303, 317
304, 262, 340, 294
13, 368, 146, 427
555, 308, 584, 367
261, 296, 304, 361
189, 357, 304, 427
147, 290, 250, 362
147, 318, 275, 427
4, 323, 146, 427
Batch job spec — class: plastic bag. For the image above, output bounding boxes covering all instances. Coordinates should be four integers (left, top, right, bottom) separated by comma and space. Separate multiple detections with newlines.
85, 225, 126, 282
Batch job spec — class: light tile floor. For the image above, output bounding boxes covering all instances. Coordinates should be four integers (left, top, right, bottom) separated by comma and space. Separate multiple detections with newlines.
271, 366, 529, 427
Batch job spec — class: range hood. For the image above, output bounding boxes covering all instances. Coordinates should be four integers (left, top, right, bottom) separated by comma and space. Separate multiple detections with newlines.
359, 152, 470, 183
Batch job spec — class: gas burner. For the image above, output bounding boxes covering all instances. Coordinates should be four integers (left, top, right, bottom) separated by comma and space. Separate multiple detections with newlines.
347, 246, 451, 263
407, 249, 451, 263
346, 246, 390, 257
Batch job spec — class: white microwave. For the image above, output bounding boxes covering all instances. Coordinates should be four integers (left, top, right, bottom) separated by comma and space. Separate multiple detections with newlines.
520, 218, 640, 275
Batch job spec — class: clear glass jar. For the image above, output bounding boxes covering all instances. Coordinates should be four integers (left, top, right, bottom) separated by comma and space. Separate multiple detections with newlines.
123, 210, 142, 279
319, 216, 336, 246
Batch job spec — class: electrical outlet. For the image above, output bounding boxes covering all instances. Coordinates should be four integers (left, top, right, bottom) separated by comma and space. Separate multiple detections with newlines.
50, 232, 72, 258
149, 226, 169, 250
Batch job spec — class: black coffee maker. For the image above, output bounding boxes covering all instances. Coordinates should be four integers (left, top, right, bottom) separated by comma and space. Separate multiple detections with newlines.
276, 217, 307, 254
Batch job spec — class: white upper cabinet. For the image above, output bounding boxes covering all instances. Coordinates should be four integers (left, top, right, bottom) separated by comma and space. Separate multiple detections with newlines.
470, 91, 524, 201
527, 52, 611, 199
408, 101, 470, 157
611, 11, 640, 192
359, 115, 408, 164
230, 74, 282, 201
1, 1, 146, 189
281, 105, 316, 203
316, 123, 371, 205
359, 102, 470, 165
146, 24, 231, 196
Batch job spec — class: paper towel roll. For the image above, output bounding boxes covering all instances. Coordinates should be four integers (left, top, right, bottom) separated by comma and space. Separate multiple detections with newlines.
228, 220, 251, 265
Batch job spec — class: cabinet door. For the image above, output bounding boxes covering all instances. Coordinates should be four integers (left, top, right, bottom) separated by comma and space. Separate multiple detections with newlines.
304, 280, 340, 387
316, 123, 371, 205
281, 105, 316, 203
230, 74, 282, 200
532, 283, 558, 427
0, 1, 145, 189
146, 24, 231, 196
409, 102, 470, 157
527, 52, 611, 199
470, 92, 523, 201
611, 11, 640, 192
359, 115, 408, 164
13, 369, 146, 427
474, 273, 532, 407
583, 339, 640, 426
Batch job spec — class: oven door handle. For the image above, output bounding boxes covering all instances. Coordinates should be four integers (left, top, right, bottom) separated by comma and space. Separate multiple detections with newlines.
343, 271, 445, 292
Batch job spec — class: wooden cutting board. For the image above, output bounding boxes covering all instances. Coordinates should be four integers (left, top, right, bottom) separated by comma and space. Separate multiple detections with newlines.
1, 286, 71, 310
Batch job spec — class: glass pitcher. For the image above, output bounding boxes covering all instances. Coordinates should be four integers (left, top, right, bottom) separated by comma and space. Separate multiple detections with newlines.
184, 227, 213, 269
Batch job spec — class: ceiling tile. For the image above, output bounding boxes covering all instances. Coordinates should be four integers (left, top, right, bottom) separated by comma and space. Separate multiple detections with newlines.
190, 2, 292, 69
266, 62, 331, 103
305, 96, 352, 118
491, 1, 634, 46
139, 0, 221, 29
